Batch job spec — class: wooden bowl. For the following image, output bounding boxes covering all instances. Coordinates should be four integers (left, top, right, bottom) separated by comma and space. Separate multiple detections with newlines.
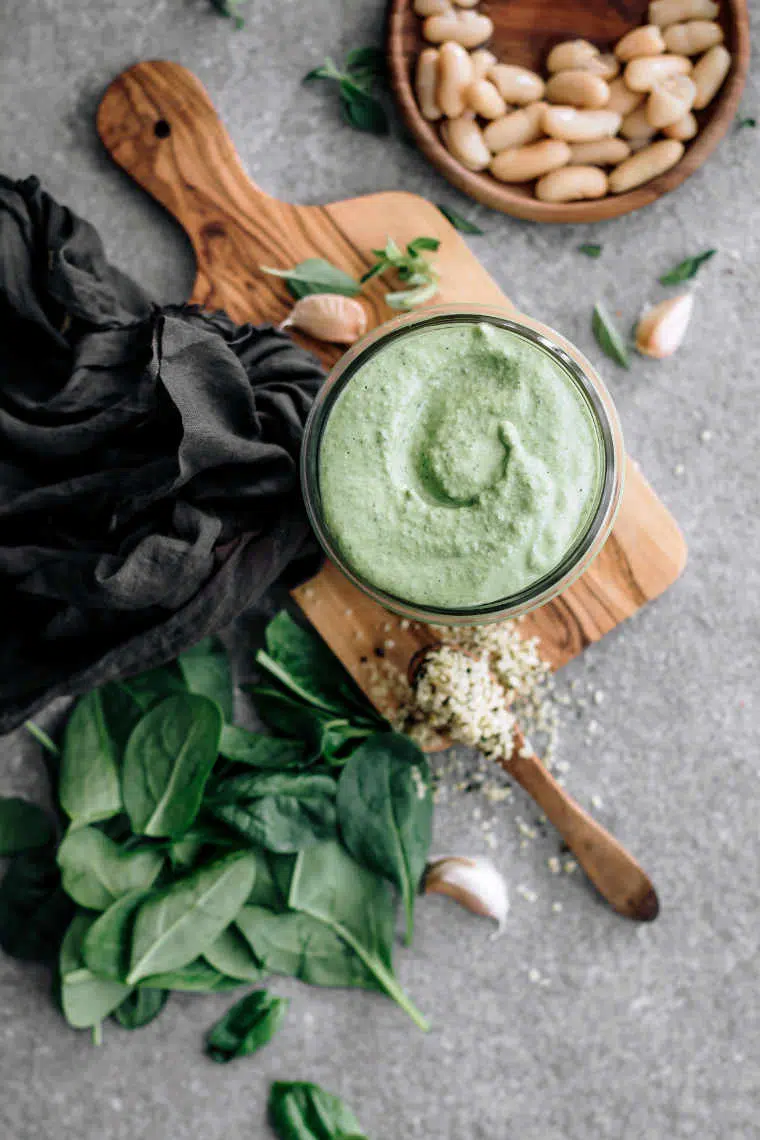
387, 0, 749, 222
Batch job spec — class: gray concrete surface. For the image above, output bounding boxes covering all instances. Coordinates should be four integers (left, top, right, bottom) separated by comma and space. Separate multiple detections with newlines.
1, 1, 759, 1137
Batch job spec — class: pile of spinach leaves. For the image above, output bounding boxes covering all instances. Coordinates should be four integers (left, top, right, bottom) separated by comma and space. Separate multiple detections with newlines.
0, 610, 433, 1051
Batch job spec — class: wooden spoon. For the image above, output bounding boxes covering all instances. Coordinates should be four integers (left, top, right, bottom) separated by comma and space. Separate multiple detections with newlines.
409, 645, 659, 922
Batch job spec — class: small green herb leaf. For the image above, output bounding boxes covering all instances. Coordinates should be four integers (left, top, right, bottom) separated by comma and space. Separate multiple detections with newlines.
407, 236, 440, 255
112, 987, 169, 1030
260, 259, 360, 300
437, 203, 484, 234
209, 0, 247, 29
578, 243, 603, 258
592, 303, 630, 369
736, 115, 756, 129
658, 249, 716, 285
178, 636, 234, 721
205, 990, 289, 1063
305, 47, 388, 134
268, 1081, 367, 1140
344, 46, 386, 77
340, 85, 389, 135
0, 797, 54, 856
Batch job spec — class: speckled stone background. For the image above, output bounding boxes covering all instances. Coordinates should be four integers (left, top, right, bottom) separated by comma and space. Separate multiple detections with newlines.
1, 2, 758, 1138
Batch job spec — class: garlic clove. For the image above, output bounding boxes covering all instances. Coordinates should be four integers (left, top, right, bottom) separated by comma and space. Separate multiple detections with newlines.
635, 293, 694, 358
424, 854, 509, 933
279, 293, 368, 345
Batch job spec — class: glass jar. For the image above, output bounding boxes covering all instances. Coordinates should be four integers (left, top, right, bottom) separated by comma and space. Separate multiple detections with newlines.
300, 305, 624, 625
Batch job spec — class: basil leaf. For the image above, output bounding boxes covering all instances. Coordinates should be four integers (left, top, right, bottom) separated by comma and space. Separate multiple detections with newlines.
209, 0, 247, 28
220, 725, 309, 770
0, 797, 54, 856
336, 734, 432, 944
57, 827, 163, 911
0, 846, 73, 962
268, 1082, 367, 1140
205, 925, 267, 983
437, 204, 484, 234
60, 690, 122, 827
126, 852, 256, 984
592, 303, 630, 369
345, 46, 385, 77
407, 236, 440, 255
205, 990, 289, 1063
236, 905, 378, 990
260, 259, 360, 299
209, 773, 338, 853
60, 913, 133, 1029
112, 987, 169, 1030
120, 664, 187, 711
659, 249, 716, 285
140, 959, 245, 992
122, 693, 222, 838
339, 85, 389, 134
178, 637, 234, 721
82, 888, 151, 981
578, 243, 603, 258
288, 841, 428, 1029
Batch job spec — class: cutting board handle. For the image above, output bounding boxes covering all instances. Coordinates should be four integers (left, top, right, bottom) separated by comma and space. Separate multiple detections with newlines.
96, 60, 289, 306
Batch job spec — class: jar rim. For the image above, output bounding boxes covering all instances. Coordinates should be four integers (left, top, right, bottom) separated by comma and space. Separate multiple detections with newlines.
300, 305, 625, 625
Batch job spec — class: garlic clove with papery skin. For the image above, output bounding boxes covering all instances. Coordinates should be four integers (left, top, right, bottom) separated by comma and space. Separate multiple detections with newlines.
424, 855, 509, 933
635, 293, 694, 358
279, 293, 368, 345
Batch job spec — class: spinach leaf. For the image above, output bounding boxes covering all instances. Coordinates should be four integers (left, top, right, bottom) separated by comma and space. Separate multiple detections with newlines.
60, 913, 132, 1029
235, 906, 378, 991
260, 259, 360, 300
57, 827, 163, 911
98, 682, 145, 757
112, 987, 169, 1030
82, 888, 151, 981
336, 734, 432, 944
140, 959, 244, 992
288, 842, 428, 1029
251, 688, 374, 765
0, 797, 54, 856
592, 303, 630, 369
268, 1081, 366, 1140
246, 847, 285, 910
220, 725, 309, 770
658, 249, 716, 285
205, 990, 289, 1063
60, 690, 122, 827
122, 693, 222, 838
209, 773, 337, 853
205, 925, 267, 983
127, 852, 256, 984
120, 664, 187, 711
437, 203, 484, 234
178, 637, 234, 721
0, 846, 73, 962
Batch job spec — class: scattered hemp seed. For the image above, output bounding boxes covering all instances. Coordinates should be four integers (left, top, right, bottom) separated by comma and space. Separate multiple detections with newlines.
547, 856, 562, 875
517, 884, 538, 903
591, 793, 604, 809
563, 859, 578, 875
700, 429, 713, 443
552, 902, 563, 914
593, 690, 605, 705
674, 463, 686, 476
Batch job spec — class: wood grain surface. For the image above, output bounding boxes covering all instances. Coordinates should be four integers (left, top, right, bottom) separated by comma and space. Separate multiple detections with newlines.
97, 61, 687, 743
387, 0, 750, 222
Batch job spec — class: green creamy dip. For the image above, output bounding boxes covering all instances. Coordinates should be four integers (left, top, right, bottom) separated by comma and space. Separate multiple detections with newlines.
318, 320, 604, 609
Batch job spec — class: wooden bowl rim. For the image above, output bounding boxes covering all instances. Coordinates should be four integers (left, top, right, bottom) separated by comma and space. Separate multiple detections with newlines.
387, 0, 750, 223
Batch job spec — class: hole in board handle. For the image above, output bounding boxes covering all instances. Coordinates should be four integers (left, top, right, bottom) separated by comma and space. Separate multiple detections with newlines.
154, 119, 171, 139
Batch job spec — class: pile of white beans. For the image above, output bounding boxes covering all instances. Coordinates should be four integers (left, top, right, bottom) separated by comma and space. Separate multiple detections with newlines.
413, 0, 732, 202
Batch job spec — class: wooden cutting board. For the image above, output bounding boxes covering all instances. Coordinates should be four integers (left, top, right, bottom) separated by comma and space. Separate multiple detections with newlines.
97, 61, 687, 736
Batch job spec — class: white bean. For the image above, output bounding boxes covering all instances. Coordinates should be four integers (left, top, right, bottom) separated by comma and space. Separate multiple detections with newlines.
663, 109, 698, 138
483, 103, 547, 152
415, 49, 442, 121
437, 41, 474, 117
466, 78, 507, 118
542, 106, 622, 142
546, 39, 599, 73
490, 138, 571, 182
663, 19, 724, 54
489, 63, 545, 104
535, 165, 608, 201
442, 114, 491, 170
414, 0, 451, 15
649, 0, 719, 27
470, 48, 498, 81
615, 25, 666, 61
608, 138, 684, 191
625, 54, 692, 91
691, 44, 731, 109
620, 106, 658, 141
423, 10, 493, 48
568, 137, 632, 165
588, 53, 621, 81
646, 74, 697, 127
606, 76, 645, 116
545, 70, 610, 109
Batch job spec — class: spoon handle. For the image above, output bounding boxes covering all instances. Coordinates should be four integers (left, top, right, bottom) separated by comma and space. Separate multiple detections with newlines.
501, 733, 659, 922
